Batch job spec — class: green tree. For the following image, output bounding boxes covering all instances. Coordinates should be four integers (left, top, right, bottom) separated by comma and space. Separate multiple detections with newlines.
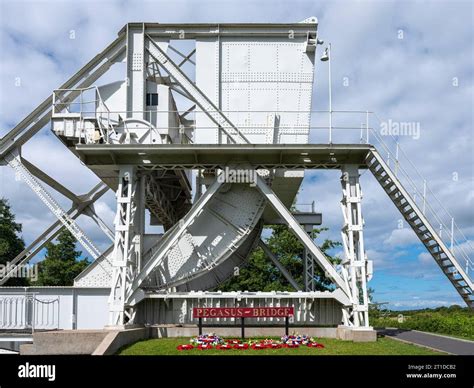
36, 229, 89, 286
0, 198, 28, 286
218, 226, 341, 291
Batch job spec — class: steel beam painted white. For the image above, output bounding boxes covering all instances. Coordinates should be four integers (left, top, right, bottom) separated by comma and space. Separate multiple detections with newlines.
0, 36, 126, 158
125, 176, 224, 306
304, 249, 316, 291
125, 20, 318, 39
109, 166, 144, 325
5, 149, 101, 260
126, 25, 146, 120
0, 182, 109, 285
340, 165, 370, 327
21, 158, 78, 203
145, 35, 250, 144
82, 205, 114, 242
21, 158, 114, 241
255, 174, 350, 298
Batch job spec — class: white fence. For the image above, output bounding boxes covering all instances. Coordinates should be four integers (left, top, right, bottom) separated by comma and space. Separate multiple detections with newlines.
0, 294, 59, 331
0, 288, 109, 330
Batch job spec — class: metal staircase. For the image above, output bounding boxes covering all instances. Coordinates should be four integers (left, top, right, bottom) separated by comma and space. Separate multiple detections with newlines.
366, 148, 473, 308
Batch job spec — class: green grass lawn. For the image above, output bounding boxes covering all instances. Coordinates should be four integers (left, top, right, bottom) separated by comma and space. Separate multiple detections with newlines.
117, 336, 442, 355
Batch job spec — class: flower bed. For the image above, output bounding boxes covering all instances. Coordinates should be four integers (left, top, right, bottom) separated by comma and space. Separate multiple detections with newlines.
177, 333, 325, 351
189, 333, 224, 346
281, 334, 311, 345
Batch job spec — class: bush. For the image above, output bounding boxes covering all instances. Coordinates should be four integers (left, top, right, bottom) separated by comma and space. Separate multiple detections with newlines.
371, 311, 474, 340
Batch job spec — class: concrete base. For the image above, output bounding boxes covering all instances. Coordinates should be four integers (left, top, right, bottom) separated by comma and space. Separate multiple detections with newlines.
93, 327, 148, 355
104, 324, 144, 331
20, 330, 109, 355
337, 325, 377, 342
19, 324, 377, 354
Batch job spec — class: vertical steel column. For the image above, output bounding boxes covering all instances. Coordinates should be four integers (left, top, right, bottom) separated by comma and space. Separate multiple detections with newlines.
303, 225, 316, 291
340, 165, 370, 327
126, 24, 146, 120
303, 249, 315, 291
109, 166, 144, 325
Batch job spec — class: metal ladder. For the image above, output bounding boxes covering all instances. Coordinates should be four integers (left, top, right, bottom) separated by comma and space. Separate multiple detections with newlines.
366, 148, 473, 308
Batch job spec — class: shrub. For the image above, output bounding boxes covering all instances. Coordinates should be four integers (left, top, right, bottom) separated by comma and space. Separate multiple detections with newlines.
371, 311, 474, 340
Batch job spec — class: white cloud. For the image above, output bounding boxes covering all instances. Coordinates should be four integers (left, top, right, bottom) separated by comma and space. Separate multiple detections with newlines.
418, 252, 432, 265
384, 228, 419, 247
391, 299, 452, 309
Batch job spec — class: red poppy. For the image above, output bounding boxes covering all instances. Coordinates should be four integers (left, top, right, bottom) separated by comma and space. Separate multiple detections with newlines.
216, 344, 233, 350
233, 343, 249, 350
267, 343, 282, 349
177, 344, 194, 351
307, 342, 325, 348
197, 344, 214, 350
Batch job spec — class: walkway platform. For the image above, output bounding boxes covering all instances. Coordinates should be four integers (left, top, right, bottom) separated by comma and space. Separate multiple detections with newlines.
75, 143, 373, 169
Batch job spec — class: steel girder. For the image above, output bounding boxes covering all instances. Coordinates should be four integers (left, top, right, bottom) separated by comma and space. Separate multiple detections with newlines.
109, 167, 145, 325
0, 182, 110, 285
339, 165, 370, 327
20, 157, 114, 242
144, 35, 250, 144
0, 35, 126, 158
254, 174, 351, 300
125, 176, 225, 307
0, 33, 126, 279
144, 173, 178, 230
5, 149, 103, 259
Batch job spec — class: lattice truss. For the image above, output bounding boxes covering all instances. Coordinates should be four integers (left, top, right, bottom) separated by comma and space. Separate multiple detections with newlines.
339, 165, 370, 327
109, 167, 144, 325
0, 19, 388, 328
0, 34, 126, 285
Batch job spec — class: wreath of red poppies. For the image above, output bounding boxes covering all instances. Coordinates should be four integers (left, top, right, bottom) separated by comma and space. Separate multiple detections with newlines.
176, 344, 194, 350
176, 334, 325, 351
197, 343, 214, 350
216, 343, 233, 350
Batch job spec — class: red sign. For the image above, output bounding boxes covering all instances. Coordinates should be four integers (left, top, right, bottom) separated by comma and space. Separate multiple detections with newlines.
193, 307, 294, 318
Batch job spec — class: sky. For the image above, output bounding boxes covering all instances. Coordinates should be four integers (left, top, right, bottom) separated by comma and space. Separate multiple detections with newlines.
0, 0, 473, 310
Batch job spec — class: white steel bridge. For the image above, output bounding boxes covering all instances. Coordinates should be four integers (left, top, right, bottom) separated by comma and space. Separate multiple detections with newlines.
0, 19, 471, 334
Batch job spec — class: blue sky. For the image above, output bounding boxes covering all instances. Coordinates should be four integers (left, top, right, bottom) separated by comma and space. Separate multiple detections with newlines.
0, 0, 472, 310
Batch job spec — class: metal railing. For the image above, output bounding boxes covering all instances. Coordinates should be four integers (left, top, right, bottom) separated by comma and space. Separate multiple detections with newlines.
367, 113, 473, 278
306, 109, 472, 279
0, 294, 59, 332
48, 102, 473, 277
294, 201, 316, 213
53, 86, 115, 143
